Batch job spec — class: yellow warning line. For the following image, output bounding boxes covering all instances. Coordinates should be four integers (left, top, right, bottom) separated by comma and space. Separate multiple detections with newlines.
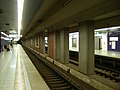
14, 46, 26, 90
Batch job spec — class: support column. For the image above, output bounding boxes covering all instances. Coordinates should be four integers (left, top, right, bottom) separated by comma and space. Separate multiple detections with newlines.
0, 31, 1, 52
42, 31, 45, 54
79, 20, 94, 74
54, 30, 60, 60
60, 28, 69, 64
48, 31, 55, 59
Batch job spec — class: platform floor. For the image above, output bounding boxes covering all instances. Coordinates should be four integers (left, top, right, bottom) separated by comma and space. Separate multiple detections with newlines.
95, 50, 120, 59
0, 44, 50, 90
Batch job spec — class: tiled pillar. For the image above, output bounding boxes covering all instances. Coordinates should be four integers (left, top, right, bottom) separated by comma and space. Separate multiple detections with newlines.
79, 20, 94, 74
60, 28, 69, 64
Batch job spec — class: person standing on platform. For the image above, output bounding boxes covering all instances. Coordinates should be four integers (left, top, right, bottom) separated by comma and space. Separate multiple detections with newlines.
10, 40, 13, 48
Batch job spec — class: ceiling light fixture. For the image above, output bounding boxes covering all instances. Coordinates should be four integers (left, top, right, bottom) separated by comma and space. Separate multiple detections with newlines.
1, 37, 12, 40
95, 26, 120, 31
9, 34, 18, 38
109, 26, 120, 30
17, 0, 24, 40
1, 32, 8, 37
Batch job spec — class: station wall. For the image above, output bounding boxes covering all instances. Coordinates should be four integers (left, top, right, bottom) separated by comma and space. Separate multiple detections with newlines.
95, 32, 108, 51
108, 30, 120, 52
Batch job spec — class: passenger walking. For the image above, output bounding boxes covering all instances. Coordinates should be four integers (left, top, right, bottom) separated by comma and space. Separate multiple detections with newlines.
10, 40, 13, 48
7, 45, 10, 51
10, 43, 13, 47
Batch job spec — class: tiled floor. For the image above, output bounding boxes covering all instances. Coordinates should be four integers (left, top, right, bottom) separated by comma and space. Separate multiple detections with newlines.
0, 45, 50, 90
0, 45, 17, 90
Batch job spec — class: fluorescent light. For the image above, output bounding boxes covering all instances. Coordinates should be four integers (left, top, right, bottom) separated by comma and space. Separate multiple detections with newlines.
69, 32, 79, 36
1, 37, 12, 40
95, 26, 120, 31
95, 28, 108, 31
109, 26, 120, 30
17, 0, 24, 40
1, 32, 8, 37
9, 30, 16, 34
9, 34, 18, 38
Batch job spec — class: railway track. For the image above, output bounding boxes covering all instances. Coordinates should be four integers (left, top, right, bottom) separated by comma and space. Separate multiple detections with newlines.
70, 52, 120, 83
95, 65, 120, 83
24, 47, 94, 90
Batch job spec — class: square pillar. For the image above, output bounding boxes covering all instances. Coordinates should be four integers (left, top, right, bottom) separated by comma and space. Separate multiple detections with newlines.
59, 28, 69, 64
79, 20, 94, 74
48, 31, 55, 59
42, 31, 45, 54
31, 36, 34, 48
54, 30, 60, 60
0, 32, 1, 52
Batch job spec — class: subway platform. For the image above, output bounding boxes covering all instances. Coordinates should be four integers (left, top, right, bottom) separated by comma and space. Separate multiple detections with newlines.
0, 44, 50, 90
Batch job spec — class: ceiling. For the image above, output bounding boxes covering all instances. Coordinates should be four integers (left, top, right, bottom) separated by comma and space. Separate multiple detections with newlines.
21, 0, 120, 38
22, 0, 43, 32
0, 0, 18, 35
0, 0, 120, 39
22, 0, 107, 36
